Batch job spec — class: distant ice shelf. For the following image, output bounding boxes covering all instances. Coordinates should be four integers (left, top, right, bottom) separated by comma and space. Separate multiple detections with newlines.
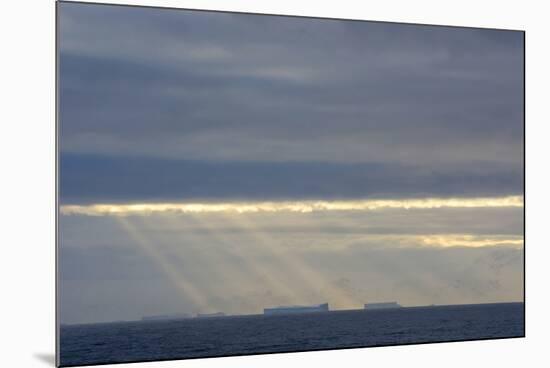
264, 303, 329, 315
364, 302, 402, 310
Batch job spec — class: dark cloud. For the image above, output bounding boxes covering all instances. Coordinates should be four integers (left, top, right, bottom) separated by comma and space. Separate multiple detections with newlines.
59, 2, 524, 188
60, 154, 522, 203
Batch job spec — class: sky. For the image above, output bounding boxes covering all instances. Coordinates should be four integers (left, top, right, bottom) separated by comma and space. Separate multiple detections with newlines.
58, 2, 524, 324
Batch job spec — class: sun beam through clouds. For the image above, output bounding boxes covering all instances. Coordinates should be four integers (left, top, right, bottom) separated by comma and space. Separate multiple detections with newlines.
115, 216, 212, 312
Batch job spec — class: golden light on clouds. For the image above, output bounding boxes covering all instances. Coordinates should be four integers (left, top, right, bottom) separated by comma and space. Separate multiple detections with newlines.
60, 195, 523, 216
415, 234, 523, 248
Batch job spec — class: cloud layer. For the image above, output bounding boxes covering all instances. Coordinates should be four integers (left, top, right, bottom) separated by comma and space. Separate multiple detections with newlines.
59, 3, 523, 203
59, 154, 523, 203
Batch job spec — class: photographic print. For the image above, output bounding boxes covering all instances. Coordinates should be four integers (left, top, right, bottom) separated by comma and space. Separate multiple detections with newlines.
57, 1, 524, 366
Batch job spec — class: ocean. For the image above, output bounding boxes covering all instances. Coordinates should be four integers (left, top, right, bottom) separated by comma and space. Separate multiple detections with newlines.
60, 302, 524, 366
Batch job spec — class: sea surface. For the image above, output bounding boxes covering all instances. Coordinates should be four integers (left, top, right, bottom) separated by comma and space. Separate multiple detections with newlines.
60, 302, 524, 366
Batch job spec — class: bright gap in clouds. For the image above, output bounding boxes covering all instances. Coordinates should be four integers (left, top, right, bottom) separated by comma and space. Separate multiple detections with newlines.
60, 195, 523, 216
353, 234, 524, 249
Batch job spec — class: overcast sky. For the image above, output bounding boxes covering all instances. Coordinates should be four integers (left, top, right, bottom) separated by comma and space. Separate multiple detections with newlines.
58, 2, 523, 324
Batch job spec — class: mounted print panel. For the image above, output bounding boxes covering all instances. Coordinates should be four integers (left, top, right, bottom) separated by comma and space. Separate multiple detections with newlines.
57, 1, 524, 366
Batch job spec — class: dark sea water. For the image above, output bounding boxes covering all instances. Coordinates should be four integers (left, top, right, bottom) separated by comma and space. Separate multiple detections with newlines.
60, 303, 524, 367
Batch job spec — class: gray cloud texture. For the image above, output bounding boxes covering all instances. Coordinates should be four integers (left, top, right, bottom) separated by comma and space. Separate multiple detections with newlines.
59, 3, 523, 202
59, 154, 523, 203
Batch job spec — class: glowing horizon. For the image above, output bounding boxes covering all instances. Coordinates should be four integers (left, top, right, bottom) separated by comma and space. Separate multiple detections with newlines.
60, 195, 523, 217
